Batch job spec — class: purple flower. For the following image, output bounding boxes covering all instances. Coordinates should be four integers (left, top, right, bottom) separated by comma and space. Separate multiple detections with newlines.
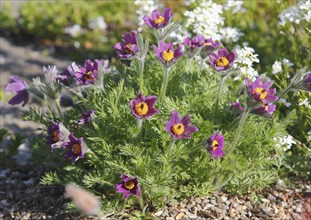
64, 134, 86, 164
209, 48, 235, 71
77, 110, 95, 124
164, 110, 199, 140
113, 31, 139, 59
57, 64, 77, 86
143, 8, 173, 29
303, 73, 311, 91
43, 65, 59, 83
153, 41, 183, 67
206, 133, 225, 159
47, 121, 70, 150
200, 38, 221, 58
231, 101, 244, 112
5, 76, 30, 107
245, 77, 278, 103
183, 35, 205, 58
75, 60, 99, 85
115, 173, 140, 198
130, 91, 159, 119
252, 103, 276, 117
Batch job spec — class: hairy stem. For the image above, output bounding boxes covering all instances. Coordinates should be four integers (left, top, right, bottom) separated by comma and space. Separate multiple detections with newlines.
277, 85, 292, 100
229, 108, 251, 154
139, 58, 145, 91
54, 100, 64, 121
215, 76, 225, 113
159, 67, 170, 103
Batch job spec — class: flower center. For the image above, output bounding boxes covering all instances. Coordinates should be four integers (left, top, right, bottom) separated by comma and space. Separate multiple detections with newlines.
264, 104, 269, 111
125, 43, 133, 54
134, 102, 149, 116
72, 143, 81, 154
172, 123, 185, 135
253, 87, 267, 100
162, 50, 174, 62
204, 42, 212, 46
216, 57, 229, 67
123, 180, 135, 190
84, 71, 94, 81
211, 140, 219, 151
53, 131, 59, 142
154, 16, 165, 24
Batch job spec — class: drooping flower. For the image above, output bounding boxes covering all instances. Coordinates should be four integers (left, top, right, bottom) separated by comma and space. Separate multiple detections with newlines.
77, 110, 95, 125
164, 110, 198, 140
209, 48, 235, 71
303, 73, 311, 92
64, 134, 86, 164
153, 41, 183, 67
143, 8, 173, 29
5, 76, 30, 107
47, 121, 70, 150
231, 101, 244, 112
200, 38, 221, 58
113, 31, 139, 59
205, 133, 225, 159
57, 63, 78, 86
115, 173, 140, 198
130, 91, 159, 119
245, 77, 278, 103
183, 35, 205, 58
252, 103, 276, 117
75, 60, 99, 85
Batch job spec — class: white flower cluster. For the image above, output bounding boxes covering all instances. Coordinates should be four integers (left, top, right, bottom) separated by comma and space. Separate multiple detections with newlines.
233, 44, 260, 81
88, 16, 107, 31
273, 135, 296, 151
184, 0, 224, 41
64, 24, 84, 38
272, 58, 294, 74
134, 0, 161, 32
299, 98, 311, 109
184, 0, 244, 43
223, 0, 246, 14
220, 27, 244, 43
278, 0, 311, 26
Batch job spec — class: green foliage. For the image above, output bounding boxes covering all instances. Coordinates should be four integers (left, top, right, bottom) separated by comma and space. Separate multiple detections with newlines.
0, 2, 16, 30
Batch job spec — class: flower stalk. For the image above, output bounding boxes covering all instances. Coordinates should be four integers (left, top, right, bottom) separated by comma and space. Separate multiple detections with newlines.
215, 76, 225, 113
159, 67, 170, 102
229, 108, 251, 154
139, 58, 145, 91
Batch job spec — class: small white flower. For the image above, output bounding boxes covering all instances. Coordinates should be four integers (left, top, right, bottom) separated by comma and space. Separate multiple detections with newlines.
88, 16, 107, 30
220, 27, 244, 43
223, 0, 246, 14
64, 24, 83, 37
279, 98, 291, 107
274, 135, 296, 151
272, 60, 283, 74
298, 98, 311, 109
282, 58, 294, 67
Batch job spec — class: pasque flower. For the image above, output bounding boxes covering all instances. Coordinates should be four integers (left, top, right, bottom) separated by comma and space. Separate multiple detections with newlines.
5, 76, 30, 107
75, 60, 99, 85
77, 110, 95, 124
113, 31, 139, 59
231, 101, 244, 112
130, 91, 159, 119
303, 73, 311, 91
245, 77, 278, 103
205, 133, 225, 159
153, 41, 183, 67
164, 110, 198, 139
183, 35, 205, 58
57, 64, 77, 86
200, 38, 221, 58
115, 173, 140, 198
209, 48, 235, 71
64, 134, 86, 164
252, 103, 276, 117
143, 8, 173, 29
47, 121, 70, 150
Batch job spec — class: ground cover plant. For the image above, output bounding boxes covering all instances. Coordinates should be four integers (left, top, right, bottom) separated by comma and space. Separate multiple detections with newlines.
4, 0, 310, 218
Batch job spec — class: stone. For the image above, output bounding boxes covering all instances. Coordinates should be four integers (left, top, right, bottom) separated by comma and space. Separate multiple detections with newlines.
154, 210, 163, 217
166, 217, 174, 220
175, 212, 186, 220
185, 212, 197, 219
162, 210, 169, 217
261, 198, 270, 203
194, 198, 202, 204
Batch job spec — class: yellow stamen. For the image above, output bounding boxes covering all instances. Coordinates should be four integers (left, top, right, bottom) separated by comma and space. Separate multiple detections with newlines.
216, 57, 229, 67
72, 143, 81, 154
264, 104, 269, 111
84, 71, 94, 81
162, 50, 174, 62
172, 123, 185, 135
124, 43, 132, 54
253, 87, 267, 100
211, 140, 219, 151
204, 42, 212, 46
154, 16, 165, 24
134, 102, 149, 116
53, 131, 59, 142
123, 180, 135, 190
